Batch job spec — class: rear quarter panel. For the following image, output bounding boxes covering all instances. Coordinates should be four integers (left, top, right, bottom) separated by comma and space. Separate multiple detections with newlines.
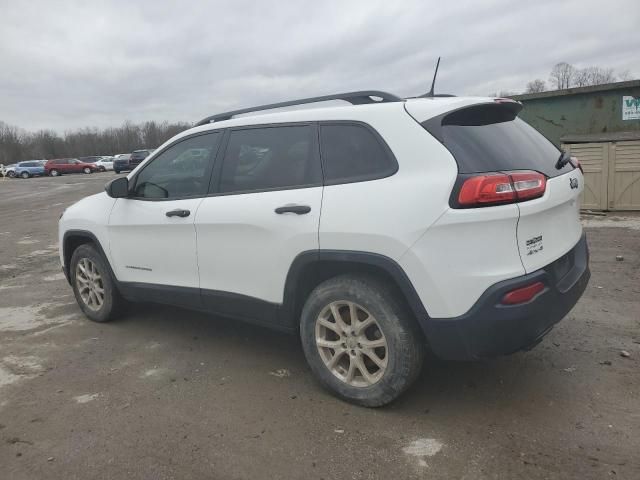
318, 104, 458, 260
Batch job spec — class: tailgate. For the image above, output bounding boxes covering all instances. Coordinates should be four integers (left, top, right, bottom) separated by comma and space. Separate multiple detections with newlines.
517, 169, 583, 273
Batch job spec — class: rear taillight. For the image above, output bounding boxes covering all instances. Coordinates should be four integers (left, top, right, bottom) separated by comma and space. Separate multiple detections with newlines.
509, 171, 547, 200
501, 281, 545, 305
456, 170, 546, 208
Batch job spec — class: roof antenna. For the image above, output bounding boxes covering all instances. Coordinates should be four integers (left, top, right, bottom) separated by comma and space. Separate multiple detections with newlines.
421, 57, 441, 98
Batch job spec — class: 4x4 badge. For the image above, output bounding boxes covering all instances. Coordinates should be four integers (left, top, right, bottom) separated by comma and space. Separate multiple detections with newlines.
569, 177, 578, 189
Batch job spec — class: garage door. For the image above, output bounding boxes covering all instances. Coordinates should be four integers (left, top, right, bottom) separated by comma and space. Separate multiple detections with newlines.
562, 142, 608, 210
563, 141, 640, 211
608, 141, 640, 210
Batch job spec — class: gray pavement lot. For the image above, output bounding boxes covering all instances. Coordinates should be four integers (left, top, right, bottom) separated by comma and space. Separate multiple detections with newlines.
0, 172, 639, 479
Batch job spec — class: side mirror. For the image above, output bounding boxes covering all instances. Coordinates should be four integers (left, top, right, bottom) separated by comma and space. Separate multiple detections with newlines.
105, 177, 129, 198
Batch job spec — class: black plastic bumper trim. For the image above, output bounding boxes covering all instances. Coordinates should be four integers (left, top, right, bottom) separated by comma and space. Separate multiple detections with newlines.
421, 233, 590, 360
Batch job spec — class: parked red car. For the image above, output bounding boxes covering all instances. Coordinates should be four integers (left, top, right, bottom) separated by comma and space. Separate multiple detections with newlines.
44, 158, 99, 176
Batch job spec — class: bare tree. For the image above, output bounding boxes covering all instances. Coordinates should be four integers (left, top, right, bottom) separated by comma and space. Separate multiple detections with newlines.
574, 66, 616, 87
526, 79, 546, 93
617, 69, 634, 81
549, 62, 575, 90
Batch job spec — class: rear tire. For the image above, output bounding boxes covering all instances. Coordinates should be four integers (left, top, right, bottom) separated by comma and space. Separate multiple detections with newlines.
49, 169, 60, 177
114, 170, 120, 174
7, 171, 15, 178
83, 167, 92, 174
300, 274, 425, 407
70, 244, 125, 322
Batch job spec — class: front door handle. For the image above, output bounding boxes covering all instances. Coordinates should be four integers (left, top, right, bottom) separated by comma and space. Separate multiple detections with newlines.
166, 209, 190, 218
274, 205, 311, 215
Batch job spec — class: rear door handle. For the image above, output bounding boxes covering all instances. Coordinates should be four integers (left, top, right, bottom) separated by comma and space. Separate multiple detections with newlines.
274, 205, 311, 215
166, 209, 190, 218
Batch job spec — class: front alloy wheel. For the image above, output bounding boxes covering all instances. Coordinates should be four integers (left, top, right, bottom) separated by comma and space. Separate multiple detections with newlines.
83, 167, 92, 174
70, 243, 124, 322
75, 258, 105, 311
316, 301, 388, 387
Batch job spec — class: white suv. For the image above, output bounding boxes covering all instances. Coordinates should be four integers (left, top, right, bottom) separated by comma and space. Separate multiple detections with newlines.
58, 91, 590, 406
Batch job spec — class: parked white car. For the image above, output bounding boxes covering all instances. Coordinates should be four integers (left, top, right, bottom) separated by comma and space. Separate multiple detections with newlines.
1, 163, 17, 177
96, 156, 114, 171
58, 91, 590, 406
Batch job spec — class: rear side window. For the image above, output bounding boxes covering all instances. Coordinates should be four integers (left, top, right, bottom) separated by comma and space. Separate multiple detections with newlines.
219, 125, 320, 194
320, 123, 397, 184
426, 104, 573, 178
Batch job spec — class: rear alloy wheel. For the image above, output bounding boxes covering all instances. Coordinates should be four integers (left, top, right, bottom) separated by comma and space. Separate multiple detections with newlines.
49, 169, 60, 177
21, 171, 30, 179
83, 167, 92, 174
70, 243, 124, 322
7, 171, 15, 178
315, 301, 388, 387
300, 275, 425, 407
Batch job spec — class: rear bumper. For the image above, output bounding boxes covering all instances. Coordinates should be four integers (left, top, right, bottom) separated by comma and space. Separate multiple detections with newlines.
421, 233, 590, 360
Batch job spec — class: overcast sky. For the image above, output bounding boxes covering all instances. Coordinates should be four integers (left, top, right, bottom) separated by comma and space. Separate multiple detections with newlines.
1, 0, 638, 131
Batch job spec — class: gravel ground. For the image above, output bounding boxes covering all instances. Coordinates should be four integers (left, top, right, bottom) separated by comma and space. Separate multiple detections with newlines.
0, 173, 638, 479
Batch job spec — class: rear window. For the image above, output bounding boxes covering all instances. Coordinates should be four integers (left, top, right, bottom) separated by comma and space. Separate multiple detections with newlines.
424, 104, 574, 178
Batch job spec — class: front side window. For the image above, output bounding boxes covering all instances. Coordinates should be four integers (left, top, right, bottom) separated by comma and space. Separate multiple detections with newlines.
219, 125, 320, 194
133, 132, 221, 199
320, 123, 397, 184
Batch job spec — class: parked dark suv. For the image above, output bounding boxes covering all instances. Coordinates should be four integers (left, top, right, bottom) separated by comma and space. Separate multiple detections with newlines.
113, 149, 153, 173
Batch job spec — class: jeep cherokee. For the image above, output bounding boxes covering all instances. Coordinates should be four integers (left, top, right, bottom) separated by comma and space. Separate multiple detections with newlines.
58, 91, 590, 406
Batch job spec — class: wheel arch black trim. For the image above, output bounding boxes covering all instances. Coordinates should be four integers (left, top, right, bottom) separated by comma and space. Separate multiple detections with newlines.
62, 230, 117, 286
282, 250, 429, 324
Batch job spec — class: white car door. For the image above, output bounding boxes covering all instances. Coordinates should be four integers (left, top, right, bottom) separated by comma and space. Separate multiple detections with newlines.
108, 131, 223, 298
195, 124, 322, 324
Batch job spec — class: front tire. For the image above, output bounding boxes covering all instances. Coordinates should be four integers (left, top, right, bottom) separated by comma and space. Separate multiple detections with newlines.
83, 167, 92, 174
7, 171, 15, 178
49, 169, 60, 177
114, 170, 120, 174
300, 275, 425, 407
20, 171, 30, 179
70, 244, 124, 322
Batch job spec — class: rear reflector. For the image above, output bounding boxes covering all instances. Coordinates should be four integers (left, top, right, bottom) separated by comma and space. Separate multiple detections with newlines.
501, 281, 545, 305
570, 156, 583, 173
457, 170, 546, 207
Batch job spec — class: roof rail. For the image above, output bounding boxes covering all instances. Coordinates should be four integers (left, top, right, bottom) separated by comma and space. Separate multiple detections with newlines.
195, 90, 402, 126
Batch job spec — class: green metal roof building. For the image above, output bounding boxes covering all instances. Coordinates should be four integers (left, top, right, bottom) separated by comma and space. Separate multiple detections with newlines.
511, 80, 640, 146
512, 81, 640, 211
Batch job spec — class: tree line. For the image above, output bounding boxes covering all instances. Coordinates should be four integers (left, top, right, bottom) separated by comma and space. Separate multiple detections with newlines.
0, 120, 191, 164
524, 62, 633, 94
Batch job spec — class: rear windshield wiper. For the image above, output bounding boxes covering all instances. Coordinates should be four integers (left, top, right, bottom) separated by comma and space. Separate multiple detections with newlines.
556, 150, 571, 170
